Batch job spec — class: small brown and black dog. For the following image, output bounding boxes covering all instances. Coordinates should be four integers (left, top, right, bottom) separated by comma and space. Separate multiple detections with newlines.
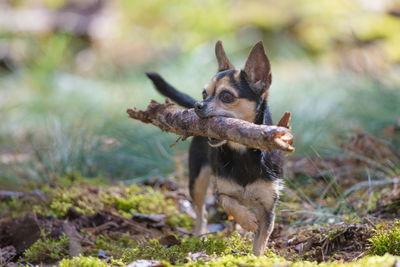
146, 41, 283, 256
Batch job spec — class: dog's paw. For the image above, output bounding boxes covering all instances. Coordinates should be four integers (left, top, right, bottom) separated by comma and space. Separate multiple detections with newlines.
238, 213, 258, 233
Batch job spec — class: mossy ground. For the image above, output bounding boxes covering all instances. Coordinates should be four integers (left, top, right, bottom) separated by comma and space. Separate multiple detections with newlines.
1, 129, 399, 266
22, 231, 69, 264
28, 173, 194, 229
57, 252, 400, 267
368, 220, 400, 256
1, 174, 399, 267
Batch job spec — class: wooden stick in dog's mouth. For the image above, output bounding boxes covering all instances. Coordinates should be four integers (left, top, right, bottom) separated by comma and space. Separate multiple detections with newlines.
127, 100, 294, 152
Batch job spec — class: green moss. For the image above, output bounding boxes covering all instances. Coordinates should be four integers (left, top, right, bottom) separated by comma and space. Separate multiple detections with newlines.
92, 233, 137, 259
368, 220, 400, 256
51, 253, 400, 267
22, 231, 69, 264
165, 213, 193, 229
201, 254, 399, 267
33, 181, 193, 229
59, 255, 111, 267
121, 232, 253, 264
112, 184, 194, 229
33, 185, 106, 217
118, 231, 400, 266
186, 254, 286, 267
0, 197, 25, 218
32, 173, 110, 217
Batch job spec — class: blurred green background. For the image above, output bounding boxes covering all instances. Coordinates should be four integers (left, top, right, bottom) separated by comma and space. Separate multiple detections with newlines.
1, 0, 399, 187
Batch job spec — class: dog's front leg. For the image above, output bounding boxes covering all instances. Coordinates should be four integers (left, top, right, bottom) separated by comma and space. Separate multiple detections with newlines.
219, 194, 258, 232
253, 200, 277, 256
191, 166, 211, 236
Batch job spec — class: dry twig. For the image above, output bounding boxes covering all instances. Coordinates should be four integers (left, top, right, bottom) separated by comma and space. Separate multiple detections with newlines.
127, 100, 294, 152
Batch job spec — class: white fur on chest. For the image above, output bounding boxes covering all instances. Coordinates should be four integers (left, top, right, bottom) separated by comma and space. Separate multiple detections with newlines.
214, 177, 281, 208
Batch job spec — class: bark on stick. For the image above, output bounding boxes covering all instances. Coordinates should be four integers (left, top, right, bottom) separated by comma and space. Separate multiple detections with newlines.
127, 100, 294, 152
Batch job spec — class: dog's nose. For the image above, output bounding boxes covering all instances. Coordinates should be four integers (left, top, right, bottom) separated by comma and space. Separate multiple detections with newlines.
194, 102, 205, 111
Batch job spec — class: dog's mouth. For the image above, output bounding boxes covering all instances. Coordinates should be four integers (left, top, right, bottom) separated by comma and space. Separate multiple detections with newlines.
195, 113, 233, 147
208, 138, 227, 147
195, 110, 212, 119
195, 108, 236, 120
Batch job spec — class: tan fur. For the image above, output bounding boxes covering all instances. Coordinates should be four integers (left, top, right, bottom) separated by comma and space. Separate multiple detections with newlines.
253, 211, 274, 256
227, 142, 247, 153
203, 75, 257, 123
192, 166, 212, 236
215, 178, 280, 208
251, 180, 281, 256
205, 77, 217, 96
233, 70, 241, 79
219, 194, 258, 232
214, 177, 281, 255
215, 98, 256, 122
261, 89, 269, 100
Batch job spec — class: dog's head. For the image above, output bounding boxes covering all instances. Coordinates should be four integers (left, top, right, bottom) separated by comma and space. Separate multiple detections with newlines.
194, 41, 272, 123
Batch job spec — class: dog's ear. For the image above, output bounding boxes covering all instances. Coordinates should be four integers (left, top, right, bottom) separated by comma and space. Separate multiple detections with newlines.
243, 41, 272, 95
215, 40, 234, 72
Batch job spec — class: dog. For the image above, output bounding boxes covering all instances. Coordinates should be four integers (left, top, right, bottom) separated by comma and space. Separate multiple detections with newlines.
146, 41, 283, 256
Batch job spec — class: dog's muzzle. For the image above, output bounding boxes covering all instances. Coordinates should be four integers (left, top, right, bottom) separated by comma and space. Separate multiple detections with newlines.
194, 102, 209, 119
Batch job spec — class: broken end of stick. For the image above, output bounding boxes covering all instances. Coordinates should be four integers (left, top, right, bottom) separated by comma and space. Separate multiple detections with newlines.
127, 107, 152, 124
274, 137, 295, 152
281, 132, 294, 145
126, 107, 136, 117
286, 145, 295, 152
275, 111, 294, 152
277, 111, 291, 129
127, 100, 175, 123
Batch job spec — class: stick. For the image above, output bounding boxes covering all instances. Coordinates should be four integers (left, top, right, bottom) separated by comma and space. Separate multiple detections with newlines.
127, 100, 294, 152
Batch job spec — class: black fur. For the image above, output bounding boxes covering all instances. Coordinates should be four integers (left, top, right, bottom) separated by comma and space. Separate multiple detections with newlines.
146, 72, 196, 109
188, 136, 209, 196
230, 71, 260, 102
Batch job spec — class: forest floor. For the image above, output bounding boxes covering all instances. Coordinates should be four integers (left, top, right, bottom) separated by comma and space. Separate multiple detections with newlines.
1, 125, 400, 266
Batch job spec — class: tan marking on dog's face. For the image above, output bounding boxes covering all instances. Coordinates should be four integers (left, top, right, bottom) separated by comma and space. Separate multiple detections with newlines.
203, 76, 217, 97
261, 89, 269, 100
201, 72, 257, 122
213, 97, 256, 122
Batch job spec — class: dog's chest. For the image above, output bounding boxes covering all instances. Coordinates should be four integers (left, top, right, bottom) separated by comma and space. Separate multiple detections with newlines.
214, 177, 280, 208
210, 145, 268, 186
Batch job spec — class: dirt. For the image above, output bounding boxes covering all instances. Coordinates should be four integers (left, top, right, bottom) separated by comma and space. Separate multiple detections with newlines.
0, 215, 43, 255
271, 222, 373, 262
0, 211, 376, 265
0, 210, 163, 264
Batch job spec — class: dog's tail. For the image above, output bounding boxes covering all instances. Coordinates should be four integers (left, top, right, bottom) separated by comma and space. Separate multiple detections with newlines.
146, 72, 197, 109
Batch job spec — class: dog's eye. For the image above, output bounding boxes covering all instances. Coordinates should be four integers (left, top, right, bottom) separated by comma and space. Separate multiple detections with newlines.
219, 91, 234, 103
202, 90, 207, 100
